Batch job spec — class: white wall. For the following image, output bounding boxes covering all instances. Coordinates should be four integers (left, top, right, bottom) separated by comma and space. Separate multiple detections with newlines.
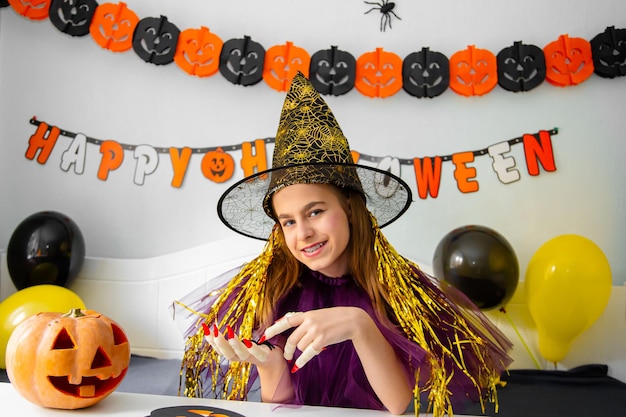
0, 0, 625, 381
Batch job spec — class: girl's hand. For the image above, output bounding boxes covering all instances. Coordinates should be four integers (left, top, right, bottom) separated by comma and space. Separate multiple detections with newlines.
263, 307, 371, 372
203, 323, 272, 365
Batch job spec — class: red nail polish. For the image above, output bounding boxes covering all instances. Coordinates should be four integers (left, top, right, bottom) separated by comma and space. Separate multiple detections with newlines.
291, 364, 299, 373
258, 335, 266, 344
201, 323, 210, 336
227, 325, 235, 340
213, 323, 219, 337
242, 339, 253, 348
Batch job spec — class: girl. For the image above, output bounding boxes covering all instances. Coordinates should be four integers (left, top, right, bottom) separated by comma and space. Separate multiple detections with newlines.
176, 72, 512, 416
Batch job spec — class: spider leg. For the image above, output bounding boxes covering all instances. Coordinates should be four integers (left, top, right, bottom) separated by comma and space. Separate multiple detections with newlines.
364, 7, 379, 15
390, 11, 401, 20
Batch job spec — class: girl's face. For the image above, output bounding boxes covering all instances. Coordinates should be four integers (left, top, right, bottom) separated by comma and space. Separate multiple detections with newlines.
272, 183, 351, 278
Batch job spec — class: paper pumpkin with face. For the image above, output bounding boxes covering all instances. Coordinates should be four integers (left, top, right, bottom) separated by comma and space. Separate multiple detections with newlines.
219, 35, 266, 86
544, 34, 594, 86
402, 47, 449, 98
590, 26, 626, 79
497, 41, 546, 92
174, 26, 223, 77
89, 1, 139, 52
263, 41, 310, 92
5, 309, 130, 409
132, 15, 180, 65
201, 148, 235, 183
309, 46, 356, 96
449, 45, 498, 96
8, 0, 51, 20
355, 47, 403, 98
49, 0, 98, 37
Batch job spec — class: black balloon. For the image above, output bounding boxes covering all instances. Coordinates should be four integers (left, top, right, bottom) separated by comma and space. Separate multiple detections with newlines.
432, 225, 519, 310
7, 211, 85, 290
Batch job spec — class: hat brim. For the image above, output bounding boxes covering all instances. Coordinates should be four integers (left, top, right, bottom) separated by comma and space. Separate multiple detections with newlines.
217, 162, 413, 240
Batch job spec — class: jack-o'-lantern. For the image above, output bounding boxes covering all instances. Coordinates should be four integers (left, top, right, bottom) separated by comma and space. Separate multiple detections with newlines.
263, 41, 310, 92
309, 46, 356, 96
497, 41, 546, 92
590, 26, 626, 79
449, 45, 498, 96
544, 34, 594, 86
402, 47, 449, 98
219, 35, 266, 86
174, 26, 223, 77
49, 0, 98, 37
8, 0, 51, 20
355, 47, 403, 98
132, 15, 180, 65
201, 147, 235, 183
89, 1, 139, 52
5, 308, 130, 409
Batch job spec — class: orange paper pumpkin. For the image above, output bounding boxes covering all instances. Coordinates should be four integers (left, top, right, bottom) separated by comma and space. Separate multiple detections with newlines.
449, 45, 498, 96
544, 34, 594, 86
5, 309, 130, 410
201, 147, 235, 183
263, 41, 310, 92
175, 26, 223, 77
8, 0, 51, 20
89, 2, 139, 52
355, 47, 403, 98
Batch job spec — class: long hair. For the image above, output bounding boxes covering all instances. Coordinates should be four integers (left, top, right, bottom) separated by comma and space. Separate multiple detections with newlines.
258, 185, 391, 329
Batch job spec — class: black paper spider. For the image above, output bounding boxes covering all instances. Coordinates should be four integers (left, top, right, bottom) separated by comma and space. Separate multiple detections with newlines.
364, 1, 401, 32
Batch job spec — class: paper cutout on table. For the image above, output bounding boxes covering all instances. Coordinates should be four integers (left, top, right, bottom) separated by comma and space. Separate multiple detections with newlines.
147, 405, 245, 417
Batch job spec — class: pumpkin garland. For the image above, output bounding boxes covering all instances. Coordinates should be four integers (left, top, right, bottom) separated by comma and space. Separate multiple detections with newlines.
2, 2, 625, 97
5, 308, 131, 410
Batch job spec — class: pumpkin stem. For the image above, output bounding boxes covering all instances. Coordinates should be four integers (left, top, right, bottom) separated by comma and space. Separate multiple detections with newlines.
64, 308, 86, 318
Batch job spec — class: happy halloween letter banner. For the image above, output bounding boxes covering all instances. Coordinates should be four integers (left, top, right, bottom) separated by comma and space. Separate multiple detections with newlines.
2, 1, 626, 98
24, 118, 558, 197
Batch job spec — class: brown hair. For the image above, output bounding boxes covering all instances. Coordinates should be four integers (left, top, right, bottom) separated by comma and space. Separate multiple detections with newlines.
257, 185, 390, 329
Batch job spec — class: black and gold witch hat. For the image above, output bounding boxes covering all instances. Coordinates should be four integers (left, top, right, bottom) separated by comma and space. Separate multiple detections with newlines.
218, 72, 412, 240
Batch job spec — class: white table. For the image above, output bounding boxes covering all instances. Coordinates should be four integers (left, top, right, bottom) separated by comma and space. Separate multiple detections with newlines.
1, 382, 481, 416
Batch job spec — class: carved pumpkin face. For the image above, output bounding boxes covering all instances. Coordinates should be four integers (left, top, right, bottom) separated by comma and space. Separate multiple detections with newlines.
174, 26, 223, 77
49, 0, 98, 37
449, 45, 498, 96
355, 47, 403, 98
497, 41, 546, 92
591, 26, 626, 79
8, 0, 51, 20
219, 36, 266, 86
89, 2, 139, 52
402, 47, 449, 98
544, 34, 594, 86
263, 41, 310, 91
309, 46, 356, 96
5, 309, 130, 410
201, 148, 235, 183
132, 15, 180, 65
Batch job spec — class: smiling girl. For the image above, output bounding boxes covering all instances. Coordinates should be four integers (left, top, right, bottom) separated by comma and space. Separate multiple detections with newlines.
176, 72, 512, 417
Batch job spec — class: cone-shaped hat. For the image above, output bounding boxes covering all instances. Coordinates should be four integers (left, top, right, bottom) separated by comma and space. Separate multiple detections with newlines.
218, 72, 411, 240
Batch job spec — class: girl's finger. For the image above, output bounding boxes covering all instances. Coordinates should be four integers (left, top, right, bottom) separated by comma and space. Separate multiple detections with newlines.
292, 345, 323, 373
263, 311, 303, 340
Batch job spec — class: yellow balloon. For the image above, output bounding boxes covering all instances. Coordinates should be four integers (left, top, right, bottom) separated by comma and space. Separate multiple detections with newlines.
525, 235, 612, 363
0, 285, 86, 368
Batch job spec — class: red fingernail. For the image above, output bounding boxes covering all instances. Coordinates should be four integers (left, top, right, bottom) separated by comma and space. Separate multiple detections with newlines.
242, 339, 253, 348
258, 335, 266, 344
202, 323, 210, 336
213, 323, 219, 337
226, 325, 235, 340
291, 364, 299, 374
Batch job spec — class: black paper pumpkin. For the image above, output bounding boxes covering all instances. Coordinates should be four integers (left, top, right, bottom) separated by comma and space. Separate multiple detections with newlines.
590, 26, 626, 79
49, 0, 98, 37
132, 15, 180, 65
402, 47, 449, 98
0, 0, 8, 8
219, 35, 266, 86
309, 46, 356, 96
497, 41, 546, 92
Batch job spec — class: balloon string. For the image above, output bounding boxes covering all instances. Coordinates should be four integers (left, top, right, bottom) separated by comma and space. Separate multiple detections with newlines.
499, 307, 542, 370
